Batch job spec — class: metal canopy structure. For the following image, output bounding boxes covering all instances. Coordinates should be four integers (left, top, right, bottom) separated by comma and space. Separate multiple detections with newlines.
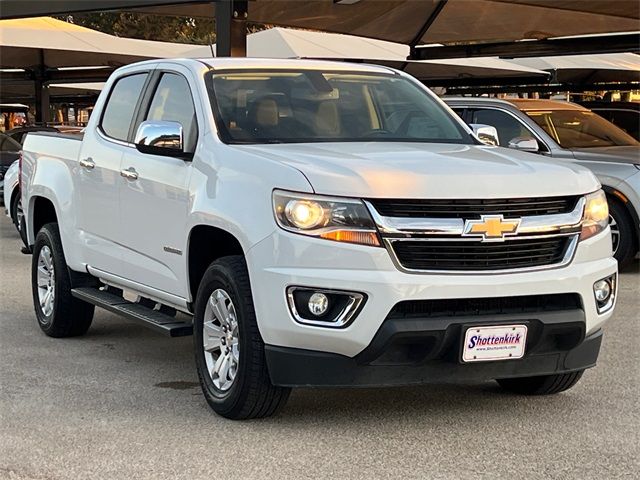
0, 0, 638, 59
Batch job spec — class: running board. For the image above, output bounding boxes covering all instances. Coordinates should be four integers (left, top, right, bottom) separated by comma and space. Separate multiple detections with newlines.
71, 287, 193, 337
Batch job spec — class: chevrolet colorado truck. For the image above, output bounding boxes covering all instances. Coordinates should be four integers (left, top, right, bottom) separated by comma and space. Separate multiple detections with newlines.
21, 58, 617, 420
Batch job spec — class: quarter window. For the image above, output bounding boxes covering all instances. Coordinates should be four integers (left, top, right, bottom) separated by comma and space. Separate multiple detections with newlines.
101, 73, 148, 142
146, 73, 198, 153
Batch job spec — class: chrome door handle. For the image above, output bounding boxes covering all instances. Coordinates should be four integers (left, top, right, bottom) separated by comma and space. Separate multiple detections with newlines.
120, 167, 138, 181
79, 158, 95, 169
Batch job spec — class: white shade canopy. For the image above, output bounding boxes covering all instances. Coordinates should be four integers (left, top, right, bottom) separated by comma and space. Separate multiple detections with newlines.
506, 53, 640, 84
184, 27, 550, 84
0, 16, 191, 69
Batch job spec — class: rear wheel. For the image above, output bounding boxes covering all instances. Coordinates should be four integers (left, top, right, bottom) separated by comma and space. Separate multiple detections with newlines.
31, 223, 94, 337
194, 256, 290, 420
11, 194, 28, 247
608, 198, 637, 269
497, 370, 584, 395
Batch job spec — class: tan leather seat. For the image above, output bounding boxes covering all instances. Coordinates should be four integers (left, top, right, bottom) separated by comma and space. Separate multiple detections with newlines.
315, 101, 340, 136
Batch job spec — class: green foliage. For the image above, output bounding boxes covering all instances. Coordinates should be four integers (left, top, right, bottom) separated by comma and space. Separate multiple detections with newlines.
55, 13, 216, 45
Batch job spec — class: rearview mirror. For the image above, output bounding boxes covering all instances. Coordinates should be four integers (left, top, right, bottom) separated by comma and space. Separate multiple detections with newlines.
134, 120, 188, 159
508, 137, 539, 153
469, 123, 499, 146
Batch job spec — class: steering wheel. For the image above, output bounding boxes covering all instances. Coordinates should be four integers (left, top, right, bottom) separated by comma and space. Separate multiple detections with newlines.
362, 129, 392, 138
395, 110, 423, 136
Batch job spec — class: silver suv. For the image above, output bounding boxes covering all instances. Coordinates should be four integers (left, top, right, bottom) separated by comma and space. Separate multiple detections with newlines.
445, 97, 640, 268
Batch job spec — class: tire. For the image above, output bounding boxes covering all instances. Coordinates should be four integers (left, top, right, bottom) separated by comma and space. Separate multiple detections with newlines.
608, 198, 637, 270
11, 194, 28, 248
31, 223, 94, 337
497, 370, 584, 395
194, 255, 290, 420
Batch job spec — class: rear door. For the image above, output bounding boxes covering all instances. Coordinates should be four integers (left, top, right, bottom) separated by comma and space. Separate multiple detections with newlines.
76, 71, 150, 274
118, 65, 200, 298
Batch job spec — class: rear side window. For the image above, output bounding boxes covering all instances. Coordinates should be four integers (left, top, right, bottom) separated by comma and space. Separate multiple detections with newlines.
101, 73, 148, 142
145, 73, 198, 153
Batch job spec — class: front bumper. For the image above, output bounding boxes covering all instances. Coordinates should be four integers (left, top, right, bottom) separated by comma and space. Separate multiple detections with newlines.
266, 329, 603, 387
248, 226, 616, 360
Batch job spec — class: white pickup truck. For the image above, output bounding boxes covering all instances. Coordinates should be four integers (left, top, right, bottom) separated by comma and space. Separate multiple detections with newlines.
21, 58, 617, 419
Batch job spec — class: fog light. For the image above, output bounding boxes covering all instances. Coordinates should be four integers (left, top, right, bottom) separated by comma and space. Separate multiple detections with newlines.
593, 274, 616, 314
286, 287, 366, 328
308, 292, 329, 316
593, 280, 611, 303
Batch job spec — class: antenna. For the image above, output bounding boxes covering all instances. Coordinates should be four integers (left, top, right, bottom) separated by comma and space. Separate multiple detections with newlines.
209, 35, 215, 57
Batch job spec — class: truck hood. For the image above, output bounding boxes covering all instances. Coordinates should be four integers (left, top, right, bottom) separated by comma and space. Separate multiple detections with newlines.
233, 143, 599, 199
570, 146, 640, 165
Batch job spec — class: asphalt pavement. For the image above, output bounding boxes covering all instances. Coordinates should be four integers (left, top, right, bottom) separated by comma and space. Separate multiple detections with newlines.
1, 213, 638, 480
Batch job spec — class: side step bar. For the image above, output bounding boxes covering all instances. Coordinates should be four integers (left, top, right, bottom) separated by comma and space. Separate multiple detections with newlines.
71, 287, 193, 337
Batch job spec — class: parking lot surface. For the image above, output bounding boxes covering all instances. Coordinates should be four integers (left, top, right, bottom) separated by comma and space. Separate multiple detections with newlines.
1, 214, 638, 480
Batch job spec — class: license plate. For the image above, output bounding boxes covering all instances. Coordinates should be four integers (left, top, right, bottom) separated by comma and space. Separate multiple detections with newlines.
462, 325, 527, 363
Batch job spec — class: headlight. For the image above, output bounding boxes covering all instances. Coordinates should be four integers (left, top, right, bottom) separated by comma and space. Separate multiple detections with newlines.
273, 190, 381, 247
580, 189, 609, 241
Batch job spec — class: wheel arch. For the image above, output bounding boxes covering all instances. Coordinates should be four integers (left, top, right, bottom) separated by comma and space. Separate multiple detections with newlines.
29, 195, 59, 244
603, 186, 640, 249
187, 225, 245, 309
9, 184, 20, 223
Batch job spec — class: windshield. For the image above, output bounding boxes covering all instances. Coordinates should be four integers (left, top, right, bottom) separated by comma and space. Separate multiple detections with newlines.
206, 70, 472, 145
525, 109, 638, 149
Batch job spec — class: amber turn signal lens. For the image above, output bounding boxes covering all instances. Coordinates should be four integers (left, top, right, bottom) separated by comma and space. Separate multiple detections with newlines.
319, 230, 381, 247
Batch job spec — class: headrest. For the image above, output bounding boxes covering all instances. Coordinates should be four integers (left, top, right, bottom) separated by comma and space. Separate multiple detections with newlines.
315, 101, 340, 135
251, 98, 279, 127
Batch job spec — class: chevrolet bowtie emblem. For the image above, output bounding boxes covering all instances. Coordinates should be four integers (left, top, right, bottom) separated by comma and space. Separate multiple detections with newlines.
463, 215, 521, 241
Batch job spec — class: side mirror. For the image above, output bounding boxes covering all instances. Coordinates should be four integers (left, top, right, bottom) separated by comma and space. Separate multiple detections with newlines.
508, 137, 539, 153
134, 120, 188, 159
469, 123, 499, 146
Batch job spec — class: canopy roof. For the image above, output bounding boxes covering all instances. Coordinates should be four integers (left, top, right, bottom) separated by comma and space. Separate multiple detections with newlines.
184, 27, 549, 84
0, 0, 637, 55
0, 16, 190, 69
507, 53, 640, 84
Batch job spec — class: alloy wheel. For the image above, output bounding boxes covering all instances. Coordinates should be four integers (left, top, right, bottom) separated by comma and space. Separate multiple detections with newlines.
16, 198, 24, 232
202, 288, 240, 392
609, 214, 620, 255
36, 245, 55, 318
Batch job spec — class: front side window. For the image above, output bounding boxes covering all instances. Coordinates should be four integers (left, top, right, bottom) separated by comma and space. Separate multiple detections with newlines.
101, 73, 148, 142
526, 109, 638, 149
207, 70, 471, 145
145, 73, 198, 153
470, 108, 536, 147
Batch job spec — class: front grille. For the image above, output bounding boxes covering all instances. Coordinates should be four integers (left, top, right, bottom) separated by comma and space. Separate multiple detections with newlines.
369, 196, 579, 218
388, 293, 582, 319
392, 236, 572, 271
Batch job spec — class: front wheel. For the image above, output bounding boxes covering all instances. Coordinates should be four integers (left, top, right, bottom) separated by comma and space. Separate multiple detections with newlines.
496, 370, 584, 395
31, 223, 94, 337
194, 256, 290, 420
608, 199, 637, 269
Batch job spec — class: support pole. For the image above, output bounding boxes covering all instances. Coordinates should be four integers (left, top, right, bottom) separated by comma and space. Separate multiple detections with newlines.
216, 0, 247, 57
34, 50, 50, 125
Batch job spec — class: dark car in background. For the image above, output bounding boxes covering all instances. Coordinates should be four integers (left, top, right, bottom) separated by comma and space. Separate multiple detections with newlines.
445, 97, 640, 268
0, 132, 22, 202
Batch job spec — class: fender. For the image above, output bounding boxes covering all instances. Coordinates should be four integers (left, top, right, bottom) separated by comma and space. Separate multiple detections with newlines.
24, 148, 85, 271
